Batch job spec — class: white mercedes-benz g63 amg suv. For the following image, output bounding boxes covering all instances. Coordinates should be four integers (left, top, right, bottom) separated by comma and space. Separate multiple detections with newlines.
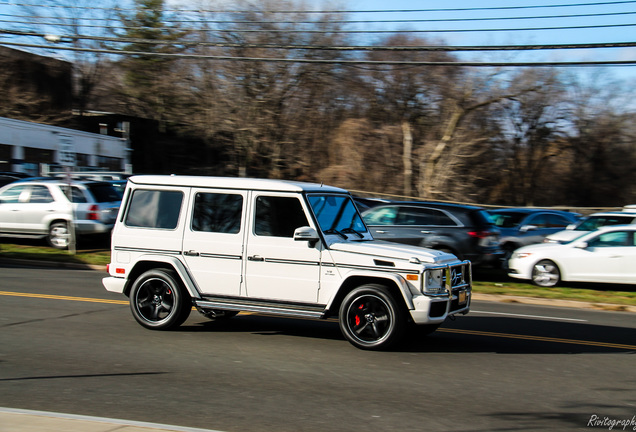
103, 175, 471, 350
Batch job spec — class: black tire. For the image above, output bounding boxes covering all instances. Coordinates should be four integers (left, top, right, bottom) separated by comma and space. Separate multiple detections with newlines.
47, 221, 70, 249
339, 284, 405, 350
129, 269, 191, 330
531, 259, 561, 287
501, 243, 518, 269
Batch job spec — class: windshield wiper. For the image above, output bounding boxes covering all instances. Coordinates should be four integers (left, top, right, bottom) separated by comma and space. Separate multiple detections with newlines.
323, 228, 347, 240
341, 227, 364, 238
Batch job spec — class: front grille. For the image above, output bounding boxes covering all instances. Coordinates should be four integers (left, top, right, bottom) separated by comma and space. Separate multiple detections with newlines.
441, 262, 471, 290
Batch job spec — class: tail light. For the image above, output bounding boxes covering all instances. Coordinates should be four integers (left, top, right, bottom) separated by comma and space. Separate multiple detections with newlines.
468, 230, 496, 239
87, 204, 100, 220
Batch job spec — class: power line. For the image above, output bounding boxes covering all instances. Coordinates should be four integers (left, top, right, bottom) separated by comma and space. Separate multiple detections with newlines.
5, 0, 636, 14
4, 10, 636, 24
2, 40, 635, 67
2, 28, 635, 52
3, 18, 636, 34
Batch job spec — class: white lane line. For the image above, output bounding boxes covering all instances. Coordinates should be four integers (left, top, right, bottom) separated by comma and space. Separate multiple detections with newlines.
470, 310, 588, 322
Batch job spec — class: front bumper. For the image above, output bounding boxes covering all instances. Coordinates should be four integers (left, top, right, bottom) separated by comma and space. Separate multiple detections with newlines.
409, 261, 472, 324
409, 289, 471, 324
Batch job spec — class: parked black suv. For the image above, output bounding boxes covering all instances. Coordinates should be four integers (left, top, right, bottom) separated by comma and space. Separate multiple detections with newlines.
361, 201, 503, 266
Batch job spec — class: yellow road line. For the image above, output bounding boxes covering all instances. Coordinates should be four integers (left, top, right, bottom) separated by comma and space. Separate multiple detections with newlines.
2, 290, 635, 350
438, 328, 636, 350
0, 291, 128, 305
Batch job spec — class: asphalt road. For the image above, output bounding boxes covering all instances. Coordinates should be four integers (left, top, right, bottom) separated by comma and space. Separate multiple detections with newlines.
1, 262, 635, 432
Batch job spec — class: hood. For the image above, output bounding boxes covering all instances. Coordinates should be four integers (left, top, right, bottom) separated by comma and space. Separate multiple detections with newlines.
329, 240, 458, 264
514, 241, 570, 254
546, 229, 588, 242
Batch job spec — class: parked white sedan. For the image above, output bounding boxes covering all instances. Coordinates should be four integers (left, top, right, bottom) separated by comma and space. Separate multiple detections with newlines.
508, 225, 636, 287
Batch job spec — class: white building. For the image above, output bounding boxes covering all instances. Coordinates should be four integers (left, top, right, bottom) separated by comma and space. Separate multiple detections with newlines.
0, 116, 131, 175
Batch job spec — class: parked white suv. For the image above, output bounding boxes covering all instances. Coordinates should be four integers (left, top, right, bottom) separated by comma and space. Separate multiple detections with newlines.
0, 178, 122, 248
102, 175, 472, 350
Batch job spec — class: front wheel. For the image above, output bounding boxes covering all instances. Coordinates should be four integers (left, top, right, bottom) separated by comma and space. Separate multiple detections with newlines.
339, 284, 405, 350
531, 259, 561, 287
129, 269, 191, 330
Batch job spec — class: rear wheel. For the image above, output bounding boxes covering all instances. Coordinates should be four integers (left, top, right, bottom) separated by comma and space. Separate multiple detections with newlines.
129, 269, 191, 329
531, 259, 561, 287
339, 284, 405, 350
47, 221, 70, 249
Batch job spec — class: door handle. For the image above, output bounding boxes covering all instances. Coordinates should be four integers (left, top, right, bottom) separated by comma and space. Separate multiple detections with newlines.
248, 255, 264, 261
183, 250, 200, 256
375, 230, 387, 234
420, 231, 432, 234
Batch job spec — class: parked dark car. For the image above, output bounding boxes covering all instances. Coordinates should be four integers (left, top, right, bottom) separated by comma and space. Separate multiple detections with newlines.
487, 208, 581, 261
361, 201, 503, 266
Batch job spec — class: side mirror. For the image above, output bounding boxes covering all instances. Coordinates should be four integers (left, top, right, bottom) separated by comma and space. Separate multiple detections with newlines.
574, 241, 588, 249
520, 224, 537, 233
566, 223, 577, 230
293, 226, 319, 246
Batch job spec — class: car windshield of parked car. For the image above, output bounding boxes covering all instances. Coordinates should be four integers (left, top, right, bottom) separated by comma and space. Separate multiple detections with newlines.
307, 194, 368, 236
574, 215, 634, 231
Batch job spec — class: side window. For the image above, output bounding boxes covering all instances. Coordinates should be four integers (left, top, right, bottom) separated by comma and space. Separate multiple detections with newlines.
527, 214, 548, 228
125, 189, 183, 229
547, 214, 571, 228
397, 207, 456, 226
254, 196, 309, 237
587, 231, 631, 247
60, 186, 88, 203
0, 185, 27, 203
192, 192, 243, 234
363, 207, 397, 225
27, 185, 54, 203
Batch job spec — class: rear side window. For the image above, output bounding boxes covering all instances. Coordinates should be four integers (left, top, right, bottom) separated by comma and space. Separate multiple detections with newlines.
125, 189, 183, 229
192, 192, 243, 234
27, 185, 54, 203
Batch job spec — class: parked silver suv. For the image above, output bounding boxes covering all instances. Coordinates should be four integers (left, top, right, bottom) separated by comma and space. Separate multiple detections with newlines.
0, 178, 122, 249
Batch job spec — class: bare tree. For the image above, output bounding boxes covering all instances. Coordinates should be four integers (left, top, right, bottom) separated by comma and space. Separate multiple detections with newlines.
18, 0, 120, 114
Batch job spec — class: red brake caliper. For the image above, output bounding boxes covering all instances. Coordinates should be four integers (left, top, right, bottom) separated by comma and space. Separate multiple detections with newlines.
355, 303, 364, 326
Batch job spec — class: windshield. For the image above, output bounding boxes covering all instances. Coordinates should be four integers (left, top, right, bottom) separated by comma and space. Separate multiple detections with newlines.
307, 194, 368, 235
575, 215, 633, 231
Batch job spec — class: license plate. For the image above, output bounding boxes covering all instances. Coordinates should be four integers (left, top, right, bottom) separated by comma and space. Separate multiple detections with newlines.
458, 290, 467, 305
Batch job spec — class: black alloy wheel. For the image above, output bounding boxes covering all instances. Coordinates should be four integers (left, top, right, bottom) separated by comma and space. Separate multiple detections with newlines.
129, 269, 191, 330
339, 284, 405, 350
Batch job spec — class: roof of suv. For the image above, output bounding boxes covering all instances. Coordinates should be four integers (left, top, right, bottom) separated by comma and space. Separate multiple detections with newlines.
128, 175, 347, 194
488, 208, 578, 216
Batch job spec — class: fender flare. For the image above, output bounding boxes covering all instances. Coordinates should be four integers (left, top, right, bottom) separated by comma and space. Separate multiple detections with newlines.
126, 254, 201, 299
325, 270, 415, 312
